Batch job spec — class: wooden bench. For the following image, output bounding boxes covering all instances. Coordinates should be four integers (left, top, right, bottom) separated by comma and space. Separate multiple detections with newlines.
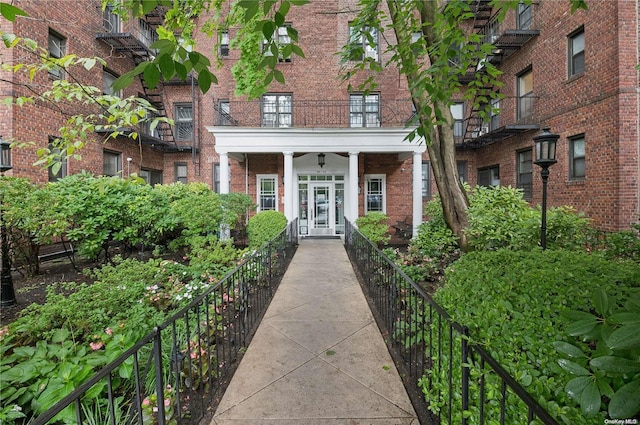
392, 219, 413, 239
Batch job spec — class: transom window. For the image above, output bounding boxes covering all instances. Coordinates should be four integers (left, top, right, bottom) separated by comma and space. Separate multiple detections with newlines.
262, 94, 292, 127
569, 135, 586, 180
478, 165, 500, 187
569, 28, 585, 77
365, 174, 385, 213
516, 149, 533, 200
258, 175, 278, 211
348, 23, 379, 62
103, 150, 121, 177
349, 94, 380, 127
48, 30, 66, 80
174, 104, 193, 141
517, 69, 533, 120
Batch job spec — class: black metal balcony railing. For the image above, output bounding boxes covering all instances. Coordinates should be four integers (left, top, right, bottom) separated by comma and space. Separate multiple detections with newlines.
31, 220, 298, 425
344, 220, 559, 425
212, 99, 416, 129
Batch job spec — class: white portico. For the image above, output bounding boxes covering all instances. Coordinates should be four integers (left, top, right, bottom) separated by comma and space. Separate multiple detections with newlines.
206, 126, 426, 236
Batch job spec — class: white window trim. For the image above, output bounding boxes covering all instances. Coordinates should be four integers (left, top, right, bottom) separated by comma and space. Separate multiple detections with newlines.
257, 174, 279, 212
364, 174, 386, 214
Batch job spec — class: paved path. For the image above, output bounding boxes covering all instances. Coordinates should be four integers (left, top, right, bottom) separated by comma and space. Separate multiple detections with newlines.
211, 238, 418, 425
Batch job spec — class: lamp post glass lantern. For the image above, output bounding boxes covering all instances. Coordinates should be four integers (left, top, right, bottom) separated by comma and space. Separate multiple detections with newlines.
0, 138, 16, 307
533, 127, 559, 250
317, 153, 326, 168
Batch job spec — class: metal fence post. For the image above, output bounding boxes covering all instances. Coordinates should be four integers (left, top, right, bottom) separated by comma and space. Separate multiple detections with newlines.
461, 326, 470, 425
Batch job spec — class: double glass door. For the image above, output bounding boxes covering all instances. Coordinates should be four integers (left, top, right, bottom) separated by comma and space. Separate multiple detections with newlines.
298, 176, 345, 236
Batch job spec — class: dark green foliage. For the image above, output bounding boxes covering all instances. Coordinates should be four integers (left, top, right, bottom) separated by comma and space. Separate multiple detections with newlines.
355, 211, 391, 246
427, 249, 639, 424
246, 210, 288, 249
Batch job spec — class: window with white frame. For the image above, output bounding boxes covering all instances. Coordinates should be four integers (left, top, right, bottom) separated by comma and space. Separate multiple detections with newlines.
422, 161, 431, 199
516, 149, 533, 200
568, 28, 585, 77
103, 150, 121, 176
477, 165, 500, 187
348, 23, 378, 62
257, 175, 277, 211
48, 30, 66, 80
569, 135, 585, 180
264, 24, 292, 62
175, 163, 188, 183
213, 163, 221, 193
174, 104, 193, 141
219, 30, 229, 57
517, 3, 532, 30
261, 94, 292, 127
103, 69, 121, 97
48, 137, 67, 182
517, 68, 533, 120
365, 174, 385, 213
350, 94, 380, 127
218, 100, 232, 125
451, 102, 464, 139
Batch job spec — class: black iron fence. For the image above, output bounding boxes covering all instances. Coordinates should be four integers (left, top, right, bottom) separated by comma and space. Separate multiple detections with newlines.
344, 220, 559, 425
31, 220, 298, 425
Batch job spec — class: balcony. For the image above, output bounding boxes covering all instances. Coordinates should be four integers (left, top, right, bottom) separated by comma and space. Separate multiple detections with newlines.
211, 99, 416, 129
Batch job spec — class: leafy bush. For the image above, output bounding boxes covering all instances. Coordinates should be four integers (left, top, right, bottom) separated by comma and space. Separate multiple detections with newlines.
425, 249, 640, 424
246, 210, 287, 249
186, 235, 246, 280
413, 197, 458, 257
355, 211, 390, 246
555, 288, 640, 419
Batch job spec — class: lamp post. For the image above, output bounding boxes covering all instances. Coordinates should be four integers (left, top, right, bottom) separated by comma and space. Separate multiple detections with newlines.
0, 138, 16, 307
533, 127, 559, 250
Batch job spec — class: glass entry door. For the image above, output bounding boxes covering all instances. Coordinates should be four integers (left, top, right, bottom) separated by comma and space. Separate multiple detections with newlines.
309, 183, 333, 235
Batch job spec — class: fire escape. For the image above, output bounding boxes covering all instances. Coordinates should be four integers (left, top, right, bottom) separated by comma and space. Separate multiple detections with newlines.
458, 1, 540, 148
95, 6, 193, 152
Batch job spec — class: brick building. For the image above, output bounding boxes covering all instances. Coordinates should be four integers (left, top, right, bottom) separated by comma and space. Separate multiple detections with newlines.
1, 1, 638, 236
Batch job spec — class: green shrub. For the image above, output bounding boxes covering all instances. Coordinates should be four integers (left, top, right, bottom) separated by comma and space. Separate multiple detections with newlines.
413, 197, 458, 257
246, 210, 288, 249
424, 249, 640, 424
186, 235, 246, 279
355, 211, 390, 246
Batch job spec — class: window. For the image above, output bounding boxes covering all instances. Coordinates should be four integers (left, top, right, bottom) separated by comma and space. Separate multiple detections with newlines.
219, 30, 229, 57
365, 175, 385, 213
258, 175, 277, 211
217, 100, 232, 125
103, 4, 120, 33
517, 149, 533, 200
569, 28, 585, 77
174, 104, 193, 141
457, 161, 468, 183
47, 137, 67, 182
103, 150, 121, 176
48, 30, 66, 79
490, 97, 500, 130
477, 165, 500, 187
451, 102, 464, 139
213, 163, 220, 193
350, 94, 380, 127
348, 23, 378, 62
175, 163, 188, 183
103, 70, 121, 97
141, 110, 161, 139
517, 68, 533, 120
263, 24, 292, 62
569, 135, 585, 180
140, 169, 163, 185
422, 161, 431, 199
517, 3, 532, 30
261, 94, 292, 127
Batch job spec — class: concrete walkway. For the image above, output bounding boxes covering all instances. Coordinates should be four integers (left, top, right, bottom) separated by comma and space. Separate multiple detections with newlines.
211, 238, 418, 425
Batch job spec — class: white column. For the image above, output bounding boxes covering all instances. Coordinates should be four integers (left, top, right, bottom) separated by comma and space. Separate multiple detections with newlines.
412, 151, 423, 237
220, 152, 230, 194
348, 151, 359, 223
283, 151, 294, 221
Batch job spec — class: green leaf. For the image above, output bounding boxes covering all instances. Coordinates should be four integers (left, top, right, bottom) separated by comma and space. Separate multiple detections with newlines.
158, 55, 176, 80
273, 69, 285, 84
0, 3, 28, 21
51, 328, 70, 343
558, 359, 590, 376
553, 341, 587, 359
609, 379, 640, 418
561, 310, 597, 321
198, 70, 213, 94
594, 287, 609, 316
609, 312, 640, 325
566, 376, 591, 400
143, 64, 160, 90
607, 324, 640, 350
142, 0, 159, 15
590, 356, 640, 374
83, 58, 96, 71
175, 61, 187, 80
566, 317, 599, 337
579, 380, 601, 417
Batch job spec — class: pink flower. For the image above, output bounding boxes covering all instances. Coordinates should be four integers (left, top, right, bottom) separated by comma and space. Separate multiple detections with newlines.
105, 327, 113, 336
164, 398, 171, 407
142, 398, 150, 406
90, 341, 104, 351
